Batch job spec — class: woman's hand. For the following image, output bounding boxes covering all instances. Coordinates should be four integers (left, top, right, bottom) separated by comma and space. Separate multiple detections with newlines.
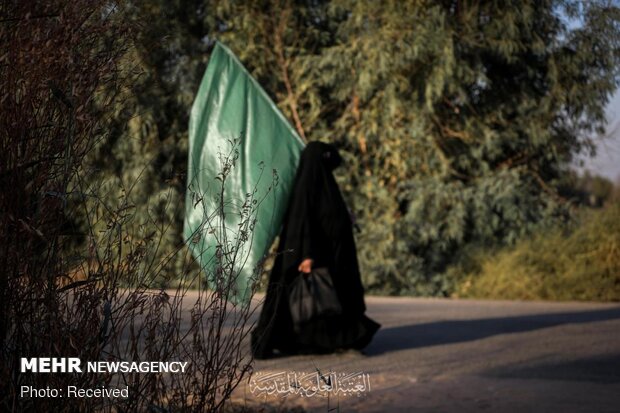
298, 258, 313, 274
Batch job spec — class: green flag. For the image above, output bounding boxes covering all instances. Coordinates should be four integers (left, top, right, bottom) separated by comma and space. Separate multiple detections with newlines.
184, 41, 305, 302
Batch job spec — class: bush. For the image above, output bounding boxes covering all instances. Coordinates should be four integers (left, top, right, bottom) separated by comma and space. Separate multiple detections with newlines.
453, 203, 620, 301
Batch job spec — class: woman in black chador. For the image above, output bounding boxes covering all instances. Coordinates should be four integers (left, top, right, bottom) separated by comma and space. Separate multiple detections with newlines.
251, 141, 380, 359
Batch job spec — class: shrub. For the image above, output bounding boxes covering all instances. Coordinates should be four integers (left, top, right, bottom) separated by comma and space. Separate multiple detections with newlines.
453, 203, 620, 301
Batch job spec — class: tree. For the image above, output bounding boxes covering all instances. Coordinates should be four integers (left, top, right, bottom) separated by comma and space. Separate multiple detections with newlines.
305, 0, 620, 294
93, 0, 620, 295
80, 0, 218, 284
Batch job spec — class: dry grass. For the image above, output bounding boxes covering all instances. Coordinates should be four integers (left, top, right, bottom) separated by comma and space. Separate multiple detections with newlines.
454, 203, 620, 301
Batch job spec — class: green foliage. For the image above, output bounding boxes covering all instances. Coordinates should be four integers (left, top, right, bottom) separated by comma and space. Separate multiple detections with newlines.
90, 0, 620, 294
558, 170, 619, 207
454, 202, 620, 301
78, 1, 216, 284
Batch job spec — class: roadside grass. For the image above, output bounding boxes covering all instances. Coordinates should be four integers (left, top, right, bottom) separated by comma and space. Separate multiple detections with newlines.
453, 202, 620, 301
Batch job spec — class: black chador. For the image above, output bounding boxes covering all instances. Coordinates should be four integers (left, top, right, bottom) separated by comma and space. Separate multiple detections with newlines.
251, 141, 380, 359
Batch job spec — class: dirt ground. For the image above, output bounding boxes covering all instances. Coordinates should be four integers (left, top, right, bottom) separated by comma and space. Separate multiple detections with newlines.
229, 295, 620, 412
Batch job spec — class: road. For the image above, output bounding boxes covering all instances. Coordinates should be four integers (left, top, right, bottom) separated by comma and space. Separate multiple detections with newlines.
232, 295, 620, 412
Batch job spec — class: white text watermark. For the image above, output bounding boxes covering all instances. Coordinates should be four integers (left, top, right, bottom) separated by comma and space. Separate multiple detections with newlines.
249, 371, 371, 397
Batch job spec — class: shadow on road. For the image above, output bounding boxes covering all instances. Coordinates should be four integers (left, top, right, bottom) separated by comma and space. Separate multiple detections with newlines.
366, 306, 620, 355
482, 352, 620, 383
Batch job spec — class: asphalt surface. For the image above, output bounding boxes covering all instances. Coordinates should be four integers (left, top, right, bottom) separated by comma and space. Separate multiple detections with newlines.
233, 295, 620, 412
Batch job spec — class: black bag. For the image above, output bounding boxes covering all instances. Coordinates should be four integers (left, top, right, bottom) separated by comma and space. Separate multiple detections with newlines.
288, 267, 342, 329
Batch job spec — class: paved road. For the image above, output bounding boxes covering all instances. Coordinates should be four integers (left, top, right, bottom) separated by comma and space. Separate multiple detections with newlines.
233, 296, 620, 412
